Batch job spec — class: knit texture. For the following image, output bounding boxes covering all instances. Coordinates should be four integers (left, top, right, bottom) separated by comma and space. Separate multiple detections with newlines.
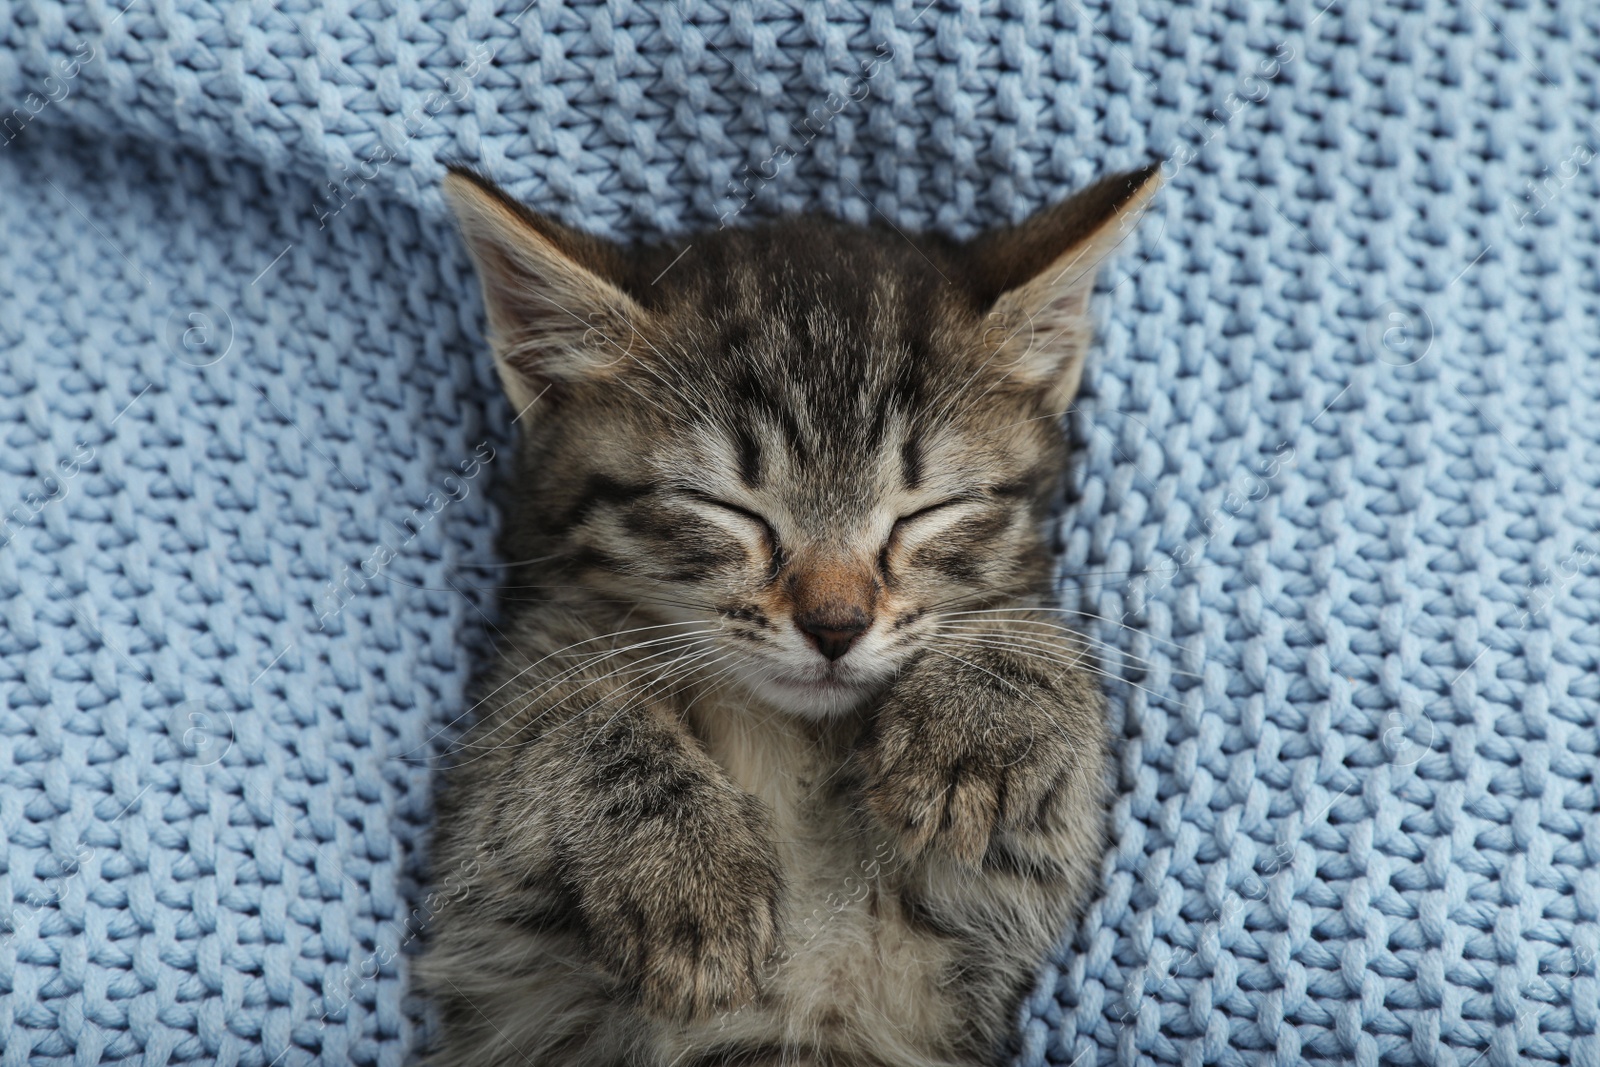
2, 1, 1597, 1065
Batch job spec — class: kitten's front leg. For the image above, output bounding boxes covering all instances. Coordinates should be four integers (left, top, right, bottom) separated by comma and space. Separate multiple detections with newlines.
858, 610, 1107, 867
475, 692, 782, 1022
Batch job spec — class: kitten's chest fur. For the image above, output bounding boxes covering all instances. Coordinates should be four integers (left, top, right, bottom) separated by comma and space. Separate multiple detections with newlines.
681, 696, 977, 1062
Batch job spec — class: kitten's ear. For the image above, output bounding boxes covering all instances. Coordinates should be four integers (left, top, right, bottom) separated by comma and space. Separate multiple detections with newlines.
967, 164, 1161, 406
442, 168, 651, 414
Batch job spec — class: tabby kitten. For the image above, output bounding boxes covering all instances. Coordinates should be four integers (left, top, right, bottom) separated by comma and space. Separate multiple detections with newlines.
417, 164, 1159, 1067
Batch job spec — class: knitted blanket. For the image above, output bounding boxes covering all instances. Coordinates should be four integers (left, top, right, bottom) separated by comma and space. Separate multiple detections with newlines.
2, 1, 1596, 1064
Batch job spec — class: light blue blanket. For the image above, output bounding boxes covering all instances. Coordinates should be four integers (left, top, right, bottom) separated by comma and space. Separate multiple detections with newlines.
2, 2, 1595, 1064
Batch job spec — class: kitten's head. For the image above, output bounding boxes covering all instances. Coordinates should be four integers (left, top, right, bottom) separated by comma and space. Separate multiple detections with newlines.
444, 167, 1158, 717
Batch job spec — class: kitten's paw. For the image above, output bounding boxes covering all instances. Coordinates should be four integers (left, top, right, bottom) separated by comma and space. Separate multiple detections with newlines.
862, 737, 1000, 865
633, 901, 776, 1022
861, 657, 1100, 867
585, 791, 782, 1022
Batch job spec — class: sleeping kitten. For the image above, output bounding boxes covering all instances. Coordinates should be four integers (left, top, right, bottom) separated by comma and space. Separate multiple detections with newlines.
416, 164, 1160, 1067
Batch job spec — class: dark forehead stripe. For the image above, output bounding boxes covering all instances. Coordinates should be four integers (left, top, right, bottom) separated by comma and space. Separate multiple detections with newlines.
777, 403, 812, 465
734, 424, 762, 487
901, 434, 924, 490
720, 332, 815, 468
868, 345, 932, 448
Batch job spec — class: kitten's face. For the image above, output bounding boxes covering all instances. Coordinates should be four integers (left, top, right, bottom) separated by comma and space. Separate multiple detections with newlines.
533, 271, 1063, 716
445, 168, 1158, 717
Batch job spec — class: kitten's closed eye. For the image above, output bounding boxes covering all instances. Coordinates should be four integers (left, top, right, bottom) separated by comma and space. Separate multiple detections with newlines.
879, 494, 997, 575
892, 497, 965, 531
683, 492, 783, 576
686, 493, 776, 538
881, 496, 967, 570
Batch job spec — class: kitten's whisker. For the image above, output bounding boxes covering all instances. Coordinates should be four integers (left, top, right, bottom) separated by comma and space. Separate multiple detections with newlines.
504, 633, 724, 719
579, 655, 715, 740
582, 652, 755, 767
934, 627, 1175, 682
446, 637, 726, 766
419, 627, 723, 759
514, 632, 729, 730
487, 633, 723, 736
930, 619, 1200, 678
926, 634, 1169, 757
919, 644, 1104, 764
1042, 608, 1206, 654
921, 647, 1048, 712
610, 646, 740, 721
909, 561, 1227, 619
573, 646, 739, 760
934, 607, 1184, 652
423, 620, 719, 740
930, 607, 1194, 656
931, 632, 1110, 682
491, 591, 723, 618
931, 633, 1179, 709
692, 659, 749, 698
1046, 625, 1195, 669
448, 554, 568, 569
507, 579, 725, 616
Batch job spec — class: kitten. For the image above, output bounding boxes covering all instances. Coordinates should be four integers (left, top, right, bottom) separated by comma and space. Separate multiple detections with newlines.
416, 164, 1160, 1067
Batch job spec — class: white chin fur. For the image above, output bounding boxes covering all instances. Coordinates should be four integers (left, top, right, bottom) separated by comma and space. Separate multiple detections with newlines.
734, 668, 882, 718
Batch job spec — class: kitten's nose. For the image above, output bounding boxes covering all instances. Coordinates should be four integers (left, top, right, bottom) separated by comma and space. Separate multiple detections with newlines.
789, 557, 877, 661
796, 613, 869, 661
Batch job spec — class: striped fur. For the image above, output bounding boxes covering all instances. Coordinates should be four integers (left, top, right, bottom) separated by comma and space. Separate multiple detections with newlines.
416, 165, 1160, 1066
